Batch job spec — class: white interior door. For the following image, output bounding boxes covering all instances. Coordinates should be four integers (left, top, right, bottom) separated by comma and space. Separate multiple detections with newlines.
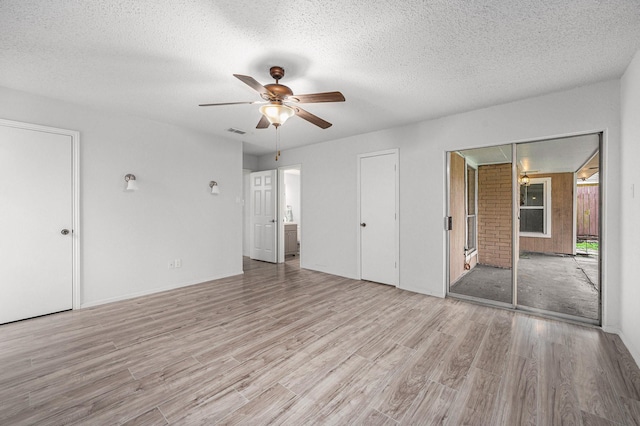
250, 170, 277, 263
0, 123, 74, 324
359, 151, 398, 286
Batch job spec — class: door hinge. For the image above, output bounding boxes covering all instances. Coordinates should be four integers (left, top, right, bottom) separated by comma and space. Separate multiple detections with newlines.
445, 216, 452, 231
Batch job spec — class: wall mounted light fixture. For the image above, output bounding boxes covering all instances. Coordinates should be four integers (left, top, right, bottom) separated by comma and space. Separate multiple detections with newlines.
125, 174, 138, 191
520, 173, 530, 186
209, 181, 220, 194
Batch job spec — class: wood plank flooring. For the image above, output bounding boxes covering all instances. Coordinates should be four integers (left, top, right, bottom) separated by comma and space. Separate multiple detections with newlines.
1, 258, 639, 425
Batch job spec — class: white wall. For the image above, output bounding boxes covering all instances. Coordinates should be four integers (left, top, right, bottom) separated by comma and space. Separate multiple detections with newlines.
621, 50, 640, 364
284, 171, 301, 225
242, 169, 252, 257
242, 155, 258, 257
243, 153, 258, 170
0, 86, 243, 307
258, 80, 621, 330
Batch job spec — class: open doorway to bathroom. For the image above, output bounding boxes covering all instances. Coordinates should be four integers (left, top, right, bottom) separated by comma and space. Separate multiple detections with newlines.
279, 165, 301, 267
242, 165, 302, 270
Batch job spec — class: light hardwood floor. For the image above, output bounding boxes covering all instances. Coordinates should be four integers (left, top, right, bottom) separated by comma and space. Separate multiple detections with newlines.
1, 258, 639, 425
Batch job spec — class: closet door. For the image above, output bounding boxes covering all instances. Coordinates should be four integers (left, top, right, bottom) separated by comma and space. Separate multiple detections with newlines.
359, 150, 398, 286
0, 123, 74, 323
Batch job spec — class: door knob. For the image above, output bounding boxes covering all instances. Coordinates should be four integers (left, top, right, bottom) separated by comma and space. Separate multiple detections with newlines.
360, 223, 366, 227
271, 219, 276, 223
61, 229, 70, 235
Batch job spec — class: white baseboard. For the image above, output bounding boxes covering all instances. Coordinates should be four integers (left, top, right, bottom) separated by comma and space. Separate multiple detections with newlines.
600, 325, 640, 368
399, 284, 445, 298
302, 265, 357, 281
80, 270, 244, 309
618, 330, 640, 368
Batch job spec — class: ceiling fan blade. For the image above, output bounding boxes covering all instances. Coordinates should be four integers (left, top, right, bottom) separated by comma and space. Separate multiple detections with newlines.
294, 107, 332, 129
233, 74, 273, 97
256, 115, 270, 129
287, 91, 345, 103
199, 101, 259, 107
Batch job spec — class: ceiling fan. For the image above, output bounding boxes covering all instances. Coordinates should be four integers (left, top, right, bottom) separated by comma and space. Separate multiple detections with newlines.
199, 66, 345, 129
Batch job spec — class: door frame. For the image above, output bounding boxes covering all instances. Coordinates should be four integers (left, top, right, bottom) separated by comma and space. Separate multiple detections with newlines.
0, 118, 80, 310
356, 149, 400, 286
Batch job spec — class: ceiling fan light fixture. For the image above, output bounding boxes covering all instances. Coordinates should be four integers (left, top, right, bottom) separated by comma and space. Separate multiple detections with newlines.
259, 103, 295, 127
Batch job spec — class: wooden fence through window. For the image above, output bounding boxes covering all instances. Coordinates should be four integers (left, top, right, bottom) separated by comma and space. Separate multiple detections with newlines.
576, 184, 599, 239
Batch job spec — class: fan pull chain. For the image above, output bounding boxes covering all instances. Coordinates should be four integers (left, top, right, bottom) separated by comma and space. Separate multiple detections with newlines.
275, 126, 281, 161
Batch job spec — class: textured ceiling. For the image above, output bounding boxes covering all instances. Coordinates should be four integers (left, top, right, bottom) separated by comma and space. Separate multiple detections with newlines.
1, 1, 639, 156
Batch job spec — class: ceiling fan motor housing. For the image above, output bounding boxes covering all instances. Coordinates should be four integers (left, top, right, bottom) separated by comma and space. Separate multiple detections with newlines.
263, 83, 293, 101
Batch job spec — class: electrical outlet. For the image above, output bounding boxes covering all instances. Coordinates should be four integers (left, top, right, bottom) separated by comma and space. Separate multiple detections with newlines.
175, 258, 182, 268
168, 261, 175, 269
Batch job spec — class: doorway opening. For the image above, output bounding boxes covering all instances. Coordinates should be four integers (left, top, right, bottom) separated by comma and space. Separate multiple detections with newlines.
447, 133, 602, 325
279, 165, 301, 268
242, 166, 301, 270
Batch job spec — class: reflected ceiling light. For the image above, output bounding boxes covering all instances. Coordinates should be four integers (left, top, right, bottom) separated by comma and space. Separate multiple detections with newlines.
259, 103, 295, 127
